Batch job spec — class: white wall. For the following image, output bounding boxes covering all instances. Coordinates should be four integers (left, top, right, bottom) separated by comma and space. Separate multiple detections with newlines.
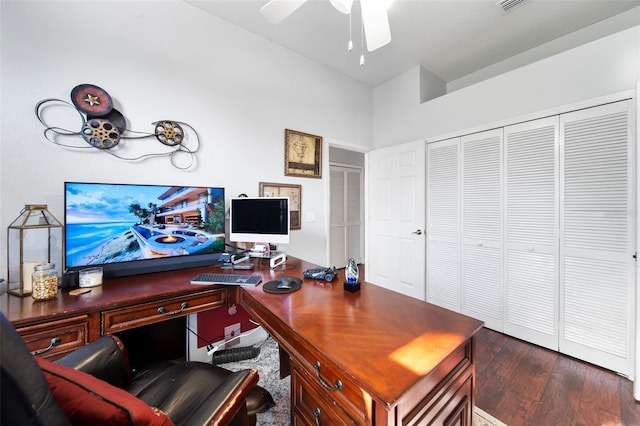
2, 2, 638, 276
0, 0, 374, 274
374, 25, 640, 148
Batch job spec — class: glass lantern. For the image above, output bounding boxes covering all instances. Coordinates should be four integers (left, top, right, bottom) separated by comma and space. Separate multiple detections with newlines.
7, 204, 63, 297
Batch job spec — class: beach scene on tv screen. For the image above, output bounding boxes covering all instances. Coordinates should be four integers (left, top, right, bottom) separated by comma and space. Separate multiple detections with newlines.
65, 183, 225, 268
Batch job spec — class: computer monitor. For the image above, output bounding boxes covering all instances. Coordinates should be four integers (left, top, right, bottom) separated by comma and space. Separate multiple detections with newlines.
229, 197, 290, 245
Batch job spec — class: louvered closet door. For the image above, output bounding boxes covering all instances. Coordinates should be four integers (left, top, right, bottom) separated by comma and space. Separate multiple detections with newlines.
329, 165, 363, 267
426, 138, 461, 311
504, 117, 559, 350
344, 168, 364, 263
559, 100, 634, 376
330, 167, 346, 266
461, 129, 504, 331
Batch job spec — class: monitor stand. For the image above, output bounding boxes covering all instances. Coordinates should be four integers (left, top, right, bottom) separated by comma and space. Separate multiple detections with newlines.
220, 251, 254, 270
247, 244, 286, 269
269, 252, 286, 269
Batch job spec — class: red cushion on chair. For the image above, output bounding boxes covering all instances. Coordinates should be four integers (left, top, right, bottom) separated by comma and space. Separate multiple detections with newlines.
36, 357, 174, 426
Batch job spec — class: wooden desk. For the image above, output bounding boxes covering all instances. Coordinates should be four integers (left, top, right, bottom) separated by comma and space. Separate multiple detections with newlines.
239, 257, 484, 426
0, 265, 228, 359
1, 256, 483, 425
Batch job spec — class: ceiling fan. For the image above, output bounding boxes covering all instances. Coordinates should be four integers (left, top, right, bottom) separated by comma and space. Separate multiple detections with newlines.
260, 0, 392, 52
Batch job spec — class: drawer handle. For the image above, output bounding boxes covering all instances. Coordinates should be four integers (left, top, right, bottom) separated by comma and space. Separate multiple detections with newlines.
314, 407, 321, 426
157, 301, 188, 316
31, 337, 61, 356
314, 361, 343, 391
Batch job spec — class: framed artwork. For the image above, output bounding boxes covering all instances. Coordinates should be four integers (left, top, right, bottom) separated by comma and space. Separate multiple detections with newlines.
284, 129, 322, 178
259, 182, 302, 230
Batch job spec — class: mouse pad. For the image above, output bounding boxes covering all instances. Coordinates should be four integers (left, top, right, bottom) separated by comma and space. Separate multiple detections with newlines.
263, 277, 302, 294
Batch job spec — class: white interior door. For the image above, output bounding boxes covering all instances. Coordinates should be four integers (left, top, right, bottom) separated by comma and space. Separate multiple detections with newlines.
367, 140, 426, 300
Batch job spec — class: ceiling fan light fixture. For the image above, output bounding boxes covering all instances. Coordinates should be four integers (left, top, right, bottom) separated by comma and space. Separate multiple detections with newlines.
361, 0, 392, 52
330, 0, 353, 14
259, 0, 391, 63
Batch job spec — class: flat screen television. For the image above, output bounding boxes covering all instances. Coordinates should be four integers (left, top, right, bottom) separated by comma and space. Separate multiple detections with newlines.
229, 197, 290, 245
64, 182, 225, 278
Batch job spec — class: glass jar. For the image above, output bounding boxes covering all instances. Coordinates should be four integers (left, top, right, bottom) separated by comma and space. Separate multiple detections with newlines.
32, 263, 58, 301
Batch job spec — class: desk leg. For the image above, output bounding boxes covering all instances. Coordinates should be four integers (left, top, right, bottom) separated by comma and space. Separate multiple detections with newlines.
278, 345, 291, 379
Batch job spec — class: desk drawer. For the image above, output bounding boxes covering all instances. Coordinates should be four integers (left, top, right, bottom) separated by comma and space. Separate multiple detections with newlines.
290, 345, 369, 424
292, 362, 360, 426
18, 315, 89, 360
398, 340, 474, 425
102, 288, 226, 334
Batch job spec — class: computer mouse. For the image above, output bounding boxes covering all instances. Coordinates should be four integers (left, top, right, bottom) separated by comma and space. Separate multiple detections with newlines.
277, 277, 294, 289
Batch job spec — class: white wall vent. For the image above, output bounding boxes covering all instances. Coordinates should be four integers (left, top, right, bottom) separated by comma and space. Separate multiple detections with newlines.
496, 0, 531, 13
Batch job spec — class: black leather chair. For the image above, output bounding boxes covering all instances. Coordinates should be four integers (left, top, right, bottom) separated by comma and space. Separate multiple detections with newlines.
0, 311, 274, 426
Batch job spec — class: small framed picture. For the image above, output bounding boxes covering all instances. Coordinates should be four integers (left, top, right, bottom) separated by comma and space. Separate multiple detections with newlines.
284, 129, 322, 178
259, 182, 302, 230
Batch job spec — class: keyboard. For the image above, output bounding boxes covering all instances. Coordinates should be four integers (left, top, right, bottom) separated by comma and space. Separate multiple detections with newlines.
190, 273, 262, 286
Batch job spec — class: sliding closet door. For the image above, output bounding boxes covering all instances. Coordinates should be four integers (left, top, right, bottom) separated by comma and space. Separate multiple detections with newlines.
461, 129, 504, 331
559, 100, 635, 376
504, 117, 559, 350
426, 138, 461, 311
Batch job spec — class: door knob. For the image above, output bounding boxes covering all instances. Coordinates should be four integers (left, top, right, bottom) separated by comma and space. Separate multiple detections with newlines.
412, 229, 423, 235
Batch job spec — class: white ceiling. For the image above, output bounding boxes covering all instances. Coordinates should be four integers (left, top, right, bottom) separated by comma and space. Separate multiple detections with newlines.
185, 0, 640, 88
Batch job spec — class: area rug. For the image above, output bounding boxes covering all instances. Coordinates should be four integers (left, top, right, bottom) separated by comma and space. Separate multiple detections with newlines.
219, 336, 506, 426
474, 406, 507, 426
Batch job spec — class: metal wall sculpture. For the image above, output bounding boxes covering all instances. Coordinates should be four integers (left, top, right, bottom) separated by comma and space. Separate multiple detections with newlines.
35, 84, 200, 170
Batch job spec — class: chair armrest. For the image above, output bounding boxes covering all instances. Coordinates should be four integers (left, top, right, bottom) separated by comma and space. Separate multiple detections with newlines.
200, 368, 259, 426
128, 359, 260, 426
56, 335, 131, 389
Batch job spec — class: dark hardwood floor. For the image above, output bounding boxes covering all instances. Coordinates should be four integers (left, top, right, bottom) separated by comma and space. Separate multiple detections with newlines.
475, 327, 640, 426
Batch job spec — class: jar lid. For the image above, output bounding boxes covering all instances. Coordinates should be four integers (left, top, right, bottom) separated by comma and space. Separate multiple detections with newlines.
34, 263, 55, 271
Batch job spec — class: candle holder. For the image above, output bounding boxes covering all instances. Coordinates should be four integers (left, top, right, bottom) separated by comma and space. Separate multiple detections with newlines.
343, 258, 360, 292
79, 267, 103, 288
7, 205, 63, 297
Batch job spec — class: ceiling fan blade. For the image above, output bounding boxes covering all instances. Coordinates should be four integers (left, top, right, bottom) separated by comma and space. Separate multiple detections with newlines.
330, 0, 353, 14
360, 0, 391, 52
260, 0, 307, 24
